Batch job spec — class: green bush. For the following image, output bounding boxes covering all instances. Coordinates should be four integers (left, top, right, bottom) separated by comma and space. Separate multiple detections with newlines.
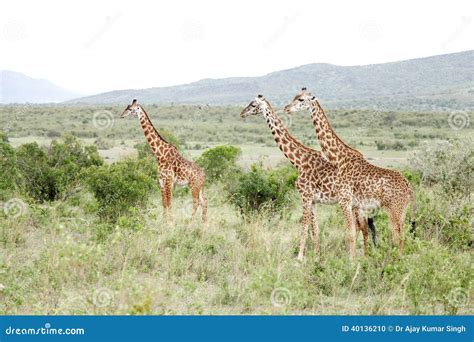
85, 159, 157, 222
375, 140, 407, 151
15, 135, 103, 202
196, 145, 242, 182
228, 163, 297, 216
0, 139, 20, 198
93, 137, 113, 150
409, 140, 473, 197
413, 188, 472, 250
15, 142, 58, 202
407, 140, 473, 250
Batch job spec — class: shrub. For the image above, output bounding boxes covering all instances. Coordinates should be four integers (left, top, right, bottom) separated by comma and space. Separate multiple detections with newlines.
15, 142, 58, 201
15, 135, 103, 202
413, 188, 472, 250
409, 140, 473, 197
93, 137, 113, 150
196, 145, 242, 182
0, 139, 20, 198
375, 140, 407, 151
46, 130, 61, 138
228, 163, 297, 216
49, 135, 103, 194
85, 159, 157, 222
0, 132, 9, 143
407, 140, 473, 250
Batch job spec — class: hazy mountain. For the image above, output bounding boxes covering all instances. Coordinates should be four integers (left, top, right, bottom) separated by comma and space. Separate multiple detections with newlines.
0, 71, 80, 104
72, 50, 473, 110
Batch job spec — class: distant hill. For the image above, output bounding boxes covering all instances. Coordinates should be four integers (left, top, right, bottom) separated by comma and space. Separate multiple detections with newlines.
0, 71, 80, 104
69, 50, 474, 110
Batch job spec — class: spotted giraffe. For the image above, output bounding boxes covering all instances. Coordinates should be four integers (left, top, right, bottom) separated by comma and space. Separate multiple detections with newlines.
241, 95, 376, 261
121, 99, 207, 222
284, 89, 414, 259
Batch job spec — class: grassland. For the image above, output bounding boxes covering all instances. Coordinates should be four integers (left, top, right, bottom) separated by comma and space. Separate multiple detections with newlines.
0, 104, 472, 315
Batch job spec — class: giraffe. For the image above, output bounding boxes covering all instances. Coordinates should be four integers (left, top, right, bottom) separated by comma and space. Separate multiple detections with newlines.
284, 89, 414, 259
241, 95, 377, 260
121, 99, 207, 223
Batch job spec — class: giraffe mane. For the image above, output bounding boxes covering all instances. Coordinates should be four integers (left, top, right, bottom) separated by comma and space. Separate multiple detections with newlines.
314, 100, 363, 157
139, 105, 175, 147
263, 99, 315, 156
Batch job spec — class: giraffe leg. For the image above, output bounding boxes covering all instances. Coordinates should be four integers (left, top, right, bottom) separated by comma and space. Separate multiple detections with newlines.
310, 205, 320, 258
340, 199, 357, 260
160, 185, 169, 219
191, 185, 200, 220
388, 207, 405, 255
163, 178, 173, 222
199, 189, 207, 223
297, 199, 312, 261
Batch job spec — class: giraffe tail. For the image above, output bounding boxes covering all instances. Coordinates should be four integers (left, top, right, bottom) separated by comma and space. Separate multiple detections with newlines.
367, 217, 377, 247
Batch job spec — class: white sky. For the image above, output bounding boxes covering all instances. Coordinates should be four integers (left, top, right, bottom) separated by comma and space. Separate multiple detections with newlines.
1, 0, 473, 95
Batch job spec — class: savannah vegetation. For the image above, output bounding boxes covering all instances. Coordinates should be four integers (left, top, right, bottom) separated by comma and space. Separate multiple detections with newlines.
0, 104, 472, 314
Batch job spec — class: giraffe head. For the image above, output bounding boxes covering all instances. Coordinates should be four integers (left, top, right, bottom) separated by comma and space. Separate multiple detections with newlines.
283, 88, 316, 114
240, 94, 269, 118
121, 99, 143, 119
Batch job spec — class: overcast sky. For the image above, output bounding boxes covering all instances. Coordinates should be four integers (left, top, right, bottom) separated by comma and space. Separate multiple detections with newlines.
1, 0, 473, 95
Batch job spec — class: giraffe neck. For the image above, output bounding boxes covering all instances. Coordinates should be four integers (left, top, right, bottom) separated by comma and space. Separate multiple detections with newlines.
309, 99, 360, 163
138, 106, 174, 161
262, 101, 310, 168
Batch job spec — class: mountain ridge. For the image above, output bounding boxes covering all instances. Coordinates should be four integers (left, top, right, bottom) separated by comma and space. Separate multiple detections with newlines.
68, 50, 473, 110
0, 70, 80, 104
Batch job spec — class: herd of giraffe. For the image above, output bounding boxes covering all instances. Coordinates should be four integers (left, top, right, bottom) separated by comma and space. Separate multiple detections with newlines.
120, 88, 415, 261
